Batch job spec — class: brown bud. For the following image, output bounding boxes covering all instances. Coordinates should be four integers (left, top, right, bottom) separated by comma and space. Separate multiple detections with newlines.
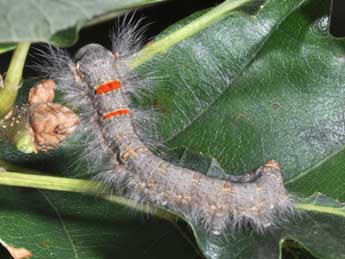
28, 79, 55, 105
30, 103, 80, 151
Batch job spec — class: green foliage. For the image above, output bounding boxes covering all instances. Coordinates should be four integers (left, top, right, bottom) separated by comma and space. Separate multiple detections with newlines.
1, 0, 345, 258
0, 186, 197, 259
0, 44, 15, 54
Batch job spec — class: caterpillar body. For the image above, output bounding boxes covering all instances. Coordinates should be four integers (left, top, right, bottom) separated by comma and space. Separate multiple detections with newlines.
40, 20, 294, 235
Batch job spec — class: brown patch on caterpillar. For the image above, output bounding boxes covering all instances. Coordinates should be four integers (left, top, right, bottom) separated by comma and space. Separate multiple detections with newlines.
157, 161, 169, 175
120, 144, 139, 161
192, 173, 202, 185
175, 193, 192, 206
222, 181, 232, 193
263, 160, 281, 172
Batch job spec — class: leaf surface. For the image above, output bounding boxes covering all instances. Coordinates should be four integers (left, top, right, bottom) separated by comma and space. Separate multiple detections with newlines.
0, 186, 199, 259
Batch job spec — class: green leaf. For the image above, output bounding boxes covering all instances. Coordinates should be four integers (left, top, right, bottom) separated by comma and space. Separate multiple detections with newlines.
0, 186, 198, 259
284, 194, 345, 259
0, 43, 15, 54
0, 0, 167, 46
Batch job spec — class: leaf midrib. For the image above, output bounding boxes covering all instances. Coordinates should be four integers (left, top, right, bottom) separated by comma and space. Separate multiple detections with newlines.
286, 145, 345, 184
295, 202, 345, 217
40, 191, 80, 259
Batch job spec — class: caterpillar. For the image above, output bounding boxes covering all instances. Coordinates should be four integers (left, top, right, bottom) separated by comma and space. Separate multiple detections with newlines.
37, 18, 294, 235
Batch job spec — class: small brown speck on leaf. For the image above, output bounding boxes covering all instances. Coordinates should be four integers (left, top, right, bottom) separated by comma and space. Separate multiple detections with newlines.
0, 239, 32, 259
153, 99, 168, 114
272, 103, 280, 109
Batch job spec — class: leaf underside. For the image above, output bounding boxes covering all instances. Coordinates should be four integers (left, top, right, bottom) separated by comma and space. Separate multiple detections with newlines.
0, 0, 167, 46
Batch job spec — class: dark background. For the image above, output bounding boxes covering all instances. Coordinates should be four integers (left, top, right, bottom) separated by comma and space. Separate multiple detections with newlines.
330, 0, 345, 37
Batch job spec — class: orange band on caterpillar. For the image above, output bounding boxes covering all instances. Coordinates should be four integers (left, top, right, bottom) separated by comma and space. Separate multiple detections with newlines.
103, 108, 129, 120
95, 79, 121, 94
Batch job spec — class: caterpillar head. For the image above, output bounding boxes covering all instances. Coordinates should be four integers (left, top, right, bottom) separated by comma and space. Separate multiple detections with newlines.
73, 43, 118, 87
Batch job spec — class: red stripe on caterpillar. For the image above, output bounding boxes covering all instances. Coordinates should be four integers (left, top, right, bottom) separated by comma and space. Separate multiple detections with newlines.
38, 18, 294, 235
103, 108, 130, 120
95, 79, 122, 95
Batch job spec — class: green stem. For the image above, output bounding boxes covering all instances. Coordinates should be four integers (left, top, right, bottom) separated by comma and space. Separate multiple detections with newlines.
1, 170, 345, 221
0, 42, 36, 153
0, 172, 98, 193
295, 202, 345, 217
0, 171, 175, 221
130, 0, 251, 68
0, 42, 31, 119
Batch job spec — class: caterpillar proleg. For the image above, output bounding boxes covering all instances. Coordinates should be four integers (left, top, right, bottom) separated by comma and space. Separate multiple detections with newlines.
38, 19, 294, 235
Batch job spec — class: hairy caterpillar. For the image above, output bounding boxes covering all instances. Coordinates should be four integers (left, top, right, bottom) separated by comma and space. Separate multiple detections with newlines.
37, 18, 294, 235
